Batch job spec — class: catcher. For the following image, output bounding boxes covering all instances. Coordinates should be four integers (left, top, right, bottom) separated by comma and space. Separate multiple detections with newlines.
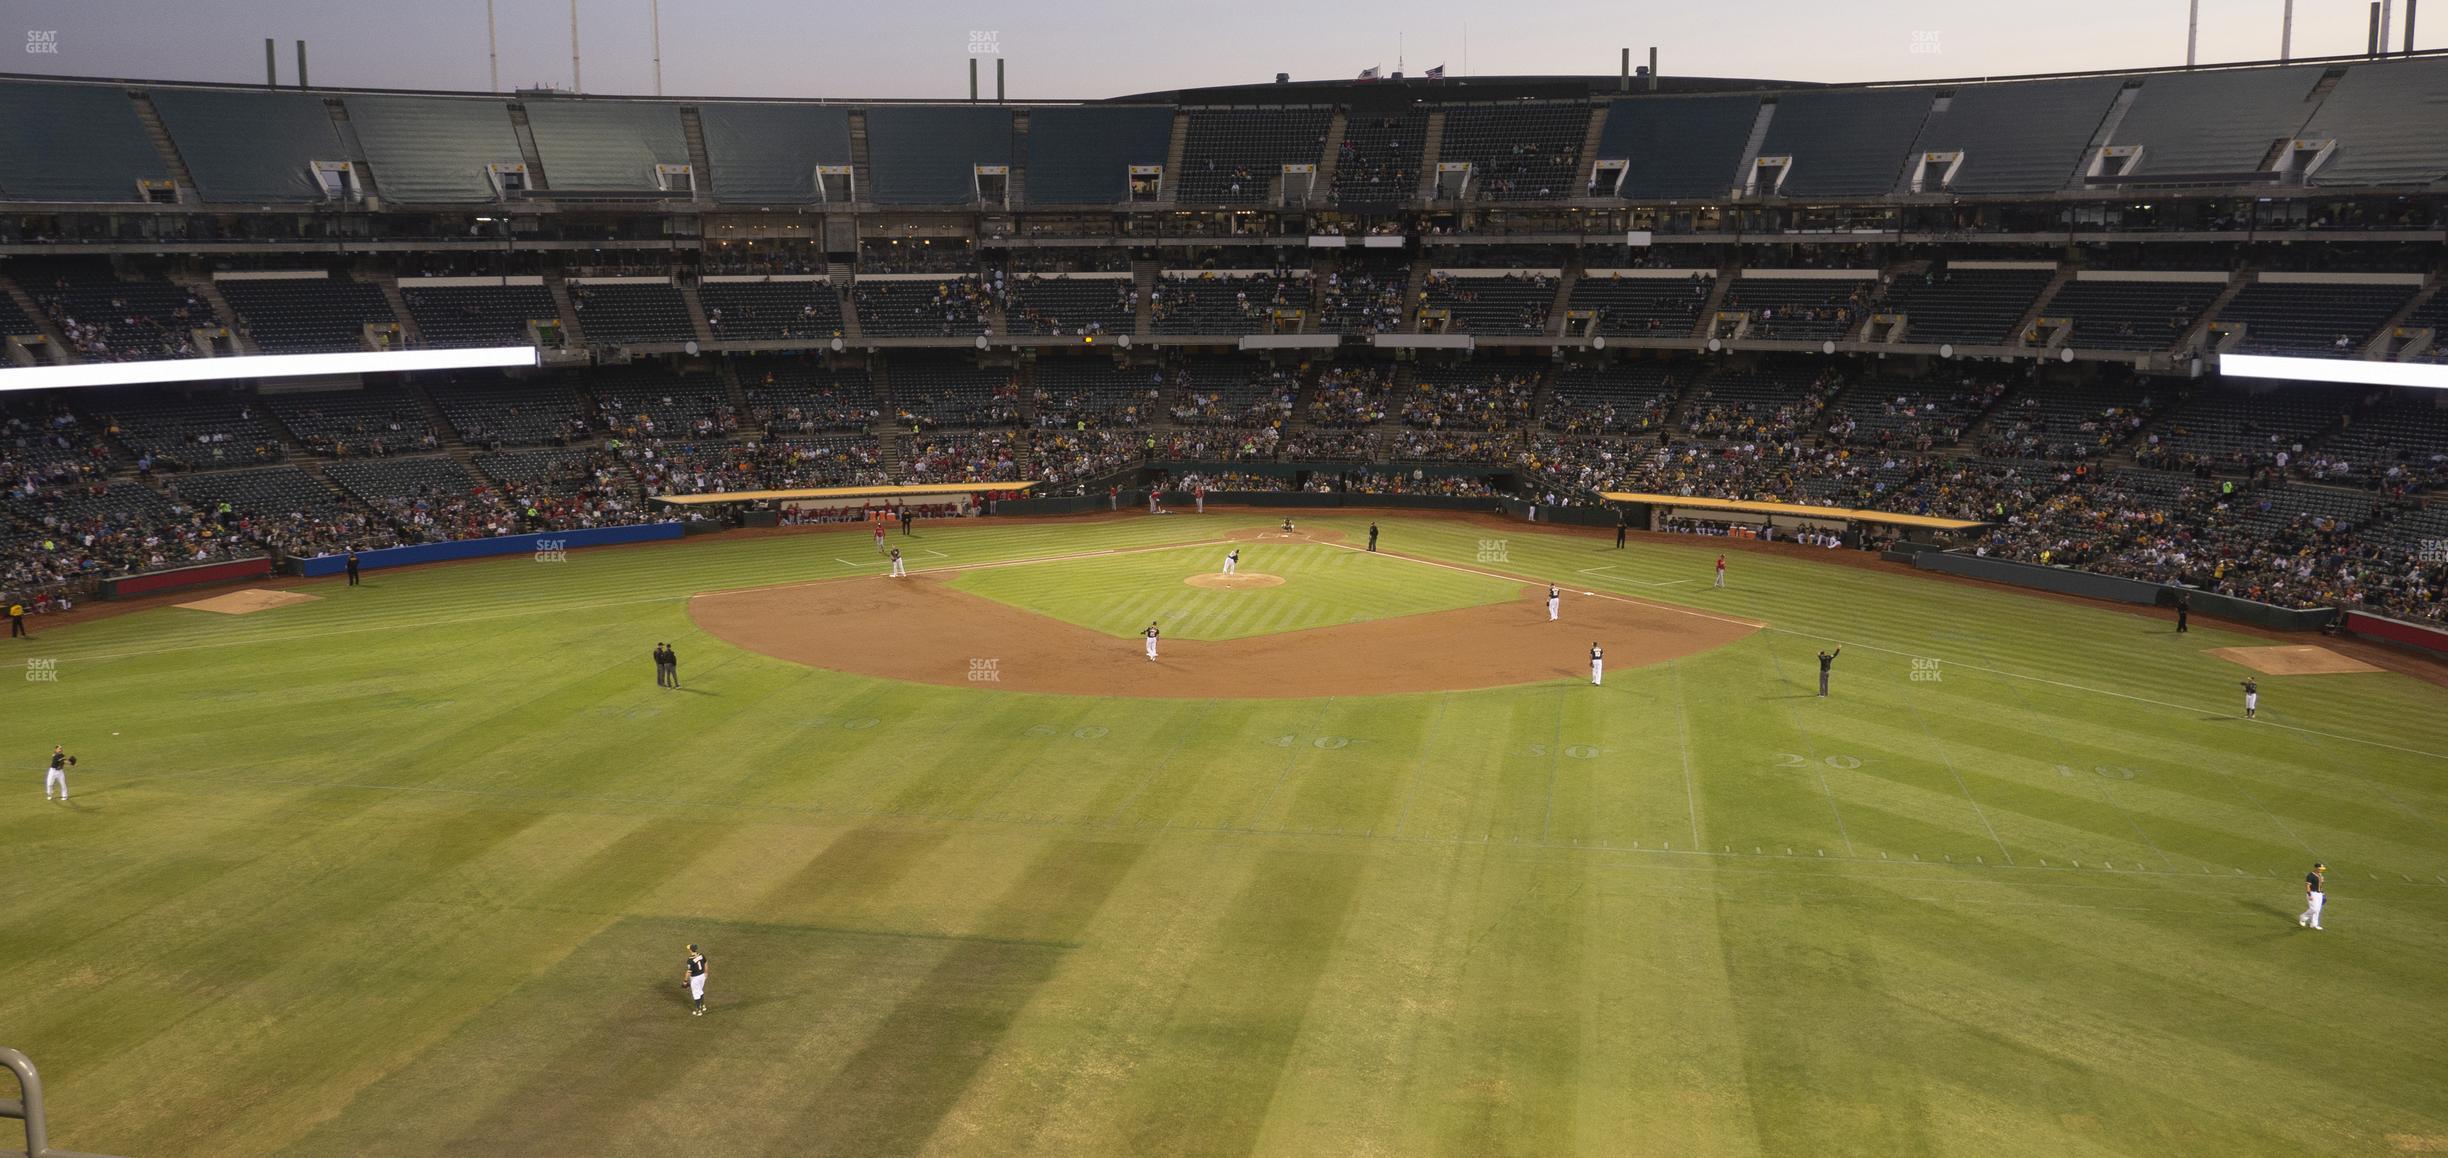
43, 744, 74, 802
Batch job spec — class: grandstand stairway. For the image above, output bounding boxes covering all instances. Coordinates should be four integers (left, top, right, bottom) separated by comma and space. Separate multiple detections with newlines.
1400, 255, 1433, 333
1414, 110, 1446, 203
176, 276, 255, 355
1132, 260, 1157, 339
545, 273, 587, 347
506, 104, 552, 190
2010, 265, 2075, 348
1160, 109, 1189, 206
324, 98, 381, 202
1545, 259, 1581, 339
0, 276, 77, 361
372, 277, 424, 347
2184, 273, 2250, 357
1693, 261, 1738, 339
1315, 110, 1349, 192
1573, 103, 1611, 193
2371, 274, 2437, 359
409, 382, 459, 445
677, 281, 715, 344
128, 91, 199, 199
847, 111, 874, 207
1007, 112, 1029, 207
679, 108, 713, 204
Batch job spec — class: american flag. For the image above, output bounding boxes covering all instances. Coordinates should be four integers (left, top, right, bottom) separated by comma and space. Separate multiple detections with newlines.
1357, 66, 1381, 79
1425, 64, 1445, 79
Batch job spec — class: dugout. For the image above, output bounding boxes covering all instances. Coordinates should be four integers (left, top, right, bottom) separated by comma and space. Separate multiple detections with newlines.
1599, 492, 1988, 546
651, 482, 1039, 525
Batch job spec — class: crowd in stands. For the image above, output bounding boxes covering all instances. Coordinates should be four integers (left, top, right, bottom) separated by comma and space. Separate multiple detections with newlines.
31, 279, 211, 362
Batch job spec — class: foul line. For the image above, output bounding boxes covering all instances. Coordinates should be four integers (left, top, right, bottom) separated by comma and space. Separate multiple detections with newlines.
1321, 542, 1770, 631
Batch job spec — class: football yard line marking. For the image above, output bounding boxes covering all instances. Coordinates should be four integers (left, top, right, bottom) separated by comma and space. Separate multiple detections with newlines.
1761, 645, 1857, 856
1387, 694, 1451, 837
1901, 676, 2013, 865
1669, 660, 1705, 850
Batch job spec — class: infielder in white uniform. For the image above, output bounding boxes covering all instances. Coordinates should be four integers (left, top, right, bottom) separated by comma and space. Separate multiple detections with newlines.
2241, 678, 2259, 719
1144, 621, 1160, 661
1547, 584, 1561, 621
1222, 549, 1239, 575
42, 744, 72, 801
888, 547, 906, 578
1590, 642, 1604, 686
2298, 862, 2325, 929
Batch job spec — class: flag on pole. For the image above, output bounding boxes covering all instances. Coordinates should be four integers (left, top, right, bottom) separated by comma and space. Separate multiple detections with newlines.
1358, 65, 1381, 79
1425, 64, 1445, 78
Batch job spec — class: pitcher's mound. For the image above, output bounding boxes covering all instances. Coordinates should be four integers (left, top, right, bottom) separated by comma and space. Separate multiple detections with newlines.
1186, 573, 1284, 590
2206, 645, 2383, 675
177, 589, 321, 615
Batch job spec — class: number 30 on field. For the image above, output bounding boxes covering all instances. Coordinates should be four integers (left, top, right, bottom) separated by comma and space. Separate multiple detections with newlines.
1774, 752, 1862, 769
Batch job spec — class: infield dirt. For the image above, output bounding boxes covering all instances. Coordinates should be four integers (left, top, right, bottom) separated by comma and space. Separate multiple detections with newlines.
691, 570, 1757, 698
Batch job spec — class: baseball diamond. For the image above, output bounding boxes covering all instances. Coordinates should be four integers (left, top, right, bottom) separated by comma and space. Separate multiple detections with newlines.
7, 511, 2448, 1157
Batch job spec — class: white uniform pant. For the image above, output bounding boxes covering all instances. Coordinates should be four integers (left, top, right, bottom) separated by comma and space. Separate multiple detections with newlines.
1547, 598, 1559, 621
1222, 557, 1236, 575
890, 558, 906, 577
1715, 570, 1725, 588
2246, 693, 2258, 714
689, 975, 706, 1002
1591, 659, 1603, 686
1145, 638, 1158, 660
2300, 892, 2324, 927
44, 767, 67, 799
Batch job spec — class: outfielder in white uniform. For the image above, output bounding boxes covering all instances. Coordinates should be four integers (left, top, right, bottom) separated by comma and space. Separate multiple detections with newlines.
2241, 678, 2259, 719
888, 547, 906, 578
2298, 862, 2325, 930
1547, 584, 1561, 621
1144, 622, 1160, 661
1222, 549, 1239, 576
1590, 643, 1604, 686
42, 745, 71, 801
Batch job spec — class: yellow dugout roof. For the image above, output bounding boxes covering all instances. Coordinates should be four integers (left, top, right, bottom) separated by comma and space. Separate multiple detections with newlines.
1600, 492, 1988, 532
653, 482, 1039, 505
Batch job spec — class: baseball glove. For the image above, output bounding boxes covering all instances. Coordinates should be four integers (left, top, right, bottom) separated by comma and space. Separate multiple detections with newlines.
65, 756, 76, 766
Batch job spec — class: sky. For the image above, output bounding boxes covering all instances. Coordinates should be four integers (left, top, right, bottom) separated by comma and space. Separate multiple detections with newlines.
6, 0, 2423, 99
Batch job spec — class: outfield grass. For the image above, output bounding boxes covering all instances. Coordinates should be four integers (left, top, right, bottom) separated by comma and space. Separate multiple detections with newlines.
945, 539, 1523, 639
3, 512, 2445, 1157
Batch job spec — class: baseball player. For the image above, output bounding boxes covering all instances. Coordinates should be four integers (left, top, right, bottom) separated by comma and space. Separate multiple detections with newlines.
685, 944, 709, 1014
1222, 549, 1239, 576
873, 520, 888, 554
1280, 516, 1295, 533
1367, 522, 1379, 552
2298, 862, 2325, 930
889, 547, 906, 578
2241, 678, 2258, 719
1143, 621, 1161, 661
1816, 646, 1842, 697
1547, 584, 1561, 622
1590, 642, 1604, 686
1714, 554, 1727, 588
42, 744, 73, 801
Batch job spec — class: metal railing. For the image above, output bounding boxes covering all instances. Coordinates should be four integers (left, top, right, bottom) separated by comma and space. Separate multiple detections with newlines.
1, 1049, 125, 1158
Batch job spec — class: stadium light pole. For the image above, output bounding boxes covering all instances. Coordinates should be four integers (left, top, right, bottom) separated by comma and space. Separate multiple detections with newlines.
487, 0, 500, 91
2281, 0, 2294, 59
2186, 0, 2200, 67
650, 0, 663, 96
570, 0, 583, 93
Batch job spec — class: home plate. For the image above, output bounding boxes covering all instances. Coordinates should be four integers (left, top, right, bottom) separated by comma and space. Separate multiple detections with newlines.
2205, 645, 2383, 676
177, 589, 321, 615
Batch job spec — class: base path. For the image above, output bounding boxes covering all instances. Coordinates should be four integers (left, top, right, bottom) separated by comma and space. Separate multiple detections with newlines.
691, 575, 1757, 698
